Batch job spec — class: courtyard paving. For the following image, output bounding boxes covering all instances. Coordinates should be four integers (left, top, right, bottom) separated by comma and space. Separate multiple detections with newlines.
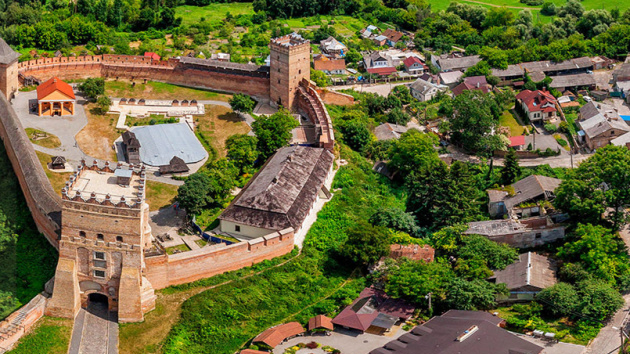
68, 302, 118, 354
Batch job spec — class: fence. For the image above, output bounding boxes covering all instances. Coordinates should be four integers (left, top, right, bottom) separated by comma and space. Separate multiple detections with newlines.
190, 218, 234, 245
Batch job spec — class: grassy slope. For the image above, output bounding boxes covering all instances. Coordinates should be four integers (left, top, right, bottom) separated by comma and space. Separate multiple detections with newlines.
25, 128, 61, 149
0, 145, 57, 319
118, 147, 405, 353
7, 317, 73, 354
105, 81, 232, 102
175, 3, 254, 26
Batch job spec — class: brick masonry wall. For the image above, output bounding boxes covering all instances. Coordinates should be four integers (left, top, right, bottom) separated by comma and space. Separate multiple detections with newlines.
0, 94, 61, 248
0, 294, 47, 351
18, 55, 272, 98
145, 229, 295, 289
316, 89, 355, 106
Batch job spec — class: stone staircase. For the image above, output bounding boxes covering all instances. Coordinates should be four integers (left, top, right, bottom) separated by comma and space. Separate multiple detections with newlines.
0, 294, 47, 353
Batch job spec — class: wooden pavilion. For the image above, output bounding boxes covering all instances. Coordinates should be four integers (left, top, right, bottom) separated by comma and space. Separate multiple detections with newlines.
36, 77, 75, 116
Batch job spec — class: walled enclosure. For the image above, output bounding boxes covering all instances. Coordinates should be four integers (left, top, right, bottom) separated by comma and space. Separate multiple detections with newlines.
0, 34, 334, 324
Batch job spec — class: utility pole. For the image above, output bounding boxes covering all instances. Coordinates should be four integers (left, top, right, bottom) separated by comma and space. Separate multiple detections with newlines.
426, 292, 432, 314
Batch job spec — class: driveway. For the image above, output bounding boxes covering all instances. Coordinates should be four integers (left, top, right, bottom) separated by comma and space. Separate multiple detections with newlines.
273, 327, 408, 354
331, 82, 409, 97
513, 332, 585, 354
68, 303, 118, 354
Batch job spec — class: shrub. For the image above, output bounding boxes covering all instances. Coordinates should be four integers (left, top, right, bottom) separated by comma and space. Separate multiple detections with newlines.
544, 123, 557, 132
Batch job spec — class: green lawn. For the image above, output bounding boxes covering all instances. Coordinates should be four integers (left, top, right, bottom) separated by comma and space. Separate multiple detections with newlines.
175, 3, 254, 26
499, 110, 528, 136
105, 81, 231, 102
8, 317, 73, 354
166, 244, 191, 255
433, 0, 630, 12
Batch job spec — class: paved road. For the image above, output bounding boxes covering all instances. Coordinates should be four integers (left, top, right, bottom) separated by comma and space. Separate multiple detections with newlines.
68, 302, 118, 354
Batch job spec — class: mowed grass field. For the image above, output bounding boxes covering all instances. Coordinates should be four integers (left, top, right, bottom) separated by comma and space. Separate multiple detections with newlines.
430, 0, 630, 13
175, 3, 254, 26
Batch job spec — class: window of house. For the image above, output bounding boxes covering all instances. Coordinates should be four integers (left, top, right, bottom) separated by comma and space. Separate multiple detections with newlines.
94, 252, 106, 260
79, 231, 86, 238
235, 225, 241, 232
94, 270, 106, 278
94, 260, 107, 268
116, 236, 123, 242
97, 234, 104, 241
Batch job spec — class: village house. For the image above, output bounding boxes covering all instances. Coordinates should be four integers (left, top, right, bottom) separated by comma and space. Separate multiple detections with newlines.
369, 310, 543, 354
487, 174, 562, 219
332, 287, 416, 334
360, 25, 379, 39
465, 217, 566, 248
218, 146, 334, 240
403, 56, 426, 75
431, 54, 481, 72
381, 28, 404, 47
451, 76, 491, 96
313, 55, 346, 75
578, 101, 630, 150
319, 36, 347, 57
121, 131, 141, 164
210, 52, 230, 62
508, 135, 526, 150
549, 73, 596, 92
363, 52, 397, 77
36, 77, 76, 116
490, 252, 558, 303
374, 123, 416, 141
409, 78, 443, 102
515, 89, 558, 122
438, 71, 464, 89
252, 322, 305, 349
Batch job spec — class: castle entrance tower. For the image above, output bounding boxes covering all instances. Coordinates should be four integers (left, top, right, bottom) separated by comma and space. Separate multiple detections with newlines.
46, 160, 156, 323
0, 38, 20, 100
269, 33, 311, 110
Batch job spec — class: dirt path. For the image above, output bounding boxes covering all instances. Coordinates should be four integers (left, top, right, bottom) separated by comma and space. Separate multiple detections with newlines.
460, 0, 541, 10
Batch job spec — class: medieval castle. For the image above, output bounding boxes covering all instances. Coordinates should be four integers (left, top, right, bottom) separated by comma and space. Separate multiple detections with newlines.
0, 34, 344, 325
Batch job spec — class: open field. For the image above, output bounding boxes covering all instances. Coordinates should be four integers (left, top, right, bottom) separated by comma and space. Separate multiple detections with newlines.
146, 180, 179, 210
105, 81, 232, 102
194, 105, 251, 158
431, 0, 630, 13
76, 104, 119, 161
35, 151, 72, 196
175, 3, 254, 26
499, 110, 528, 136
7, 317, 73, 354
25, 128, 61, 149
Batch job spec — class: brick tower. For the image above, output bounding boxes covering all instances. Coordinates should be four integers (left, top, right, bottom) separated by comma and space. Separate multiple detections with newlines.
46, 160, 156, 323
269, 33, 311, 109
0, 37, 20, 100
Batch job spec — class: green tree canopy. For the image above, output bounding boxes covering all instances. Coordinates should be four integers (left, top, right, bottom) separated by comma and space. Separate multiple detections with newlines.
79, 77, 105, 101
226, 134, 259, 173
500, 148, 521, 185
339, 119, 371, 153
369, 207, 420, 237
340, 222, 391, 267
443, 278, 499, 310
554, 145, 630, 230
388, 130, 440, 177
229, 93, 256, 113
385, 258, 455, 305
252, 109, 299, 160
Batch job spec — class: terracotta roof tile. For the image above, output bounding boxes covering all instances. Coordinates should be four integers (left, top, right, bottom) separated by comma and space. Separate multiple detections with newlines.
36, 77, 75, 101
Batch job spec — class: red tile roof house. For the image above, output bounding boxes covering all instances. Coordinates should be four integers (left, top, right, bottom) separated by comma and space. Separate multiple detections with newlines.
313, 55, 346, 75
509, 135, 526, 150
252, 322, 305, 349
515, 89, 558, 122
451, 76, 491, 97
144, 52, 160, 61
403, 56, 426, 74
332, 287, 415, 334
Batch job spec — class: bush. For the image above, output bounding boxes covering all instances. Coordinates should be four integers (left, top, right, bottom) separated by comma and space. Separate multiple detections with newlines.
520, 0, 543, 6
541, 2, 556, 15
544, 123, 557, 132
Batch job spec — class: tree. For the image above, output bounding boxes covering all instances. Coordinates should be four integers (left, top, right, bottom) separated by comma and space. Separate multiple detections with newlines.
536, 282, 580, 317
554, 145, 630, 230
226, 134, 259, 173
95, 95, 111, 114
78, 77, 105, 101
341, 222, 391, 266
446, 90, 503, 155
500, 149, 521, 185
369, 207, 420, 236
541, 2, 556, 16
386, 107, 411, 126
176, 173, 214, 215
310, 69, 330, 87
406, 161, 482, 229
339, 120, 370, 153
444, 278, 498, 310
252, 109, 299, 160
483, 7, 515, 28
464, 61, 491, 77
385, 258, 456, 305
345, 49, 362, 64
390, 85, 412, 105
577, 279, 624, 321
557, 224, 630, 284
229, 93, 256, 113
457, 234, 518, 270
388, 130, 440, 177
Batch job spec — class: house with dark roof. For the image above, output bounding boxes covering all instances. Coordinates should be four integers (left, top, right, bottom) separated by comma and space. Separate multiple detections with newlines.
488, 175, 562, 219
50, 156, 66, 170
219, 146, 334, 240
382, 28, 404, 47
490, 252, 558, 303
36, 77, 76, 116
403, 56, 426, 74
515, 89, 558, 122
0, 37, 20, 99
578, 101, 630, 149
437, 71, 464, 89
332, 287, 416, 334
466, 217, 566, 248
159, 156, 189, 175
308, 315, 334, 332
369, 310, 543, 354
121, 131, 141, 164
374, 123, 422, 141
549, 73, 596, 91
431, 54, 481, 72
451, 76, 491, 96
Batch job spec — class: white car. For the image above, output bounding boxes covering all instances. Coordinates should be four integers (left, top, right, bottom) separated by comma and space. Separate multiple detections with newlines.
583, 96, 593, 102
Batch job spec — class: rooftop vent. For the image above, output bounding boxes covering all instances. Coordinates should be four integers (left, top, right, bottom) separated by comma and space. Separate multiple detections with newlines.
456, 325, 479, 342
